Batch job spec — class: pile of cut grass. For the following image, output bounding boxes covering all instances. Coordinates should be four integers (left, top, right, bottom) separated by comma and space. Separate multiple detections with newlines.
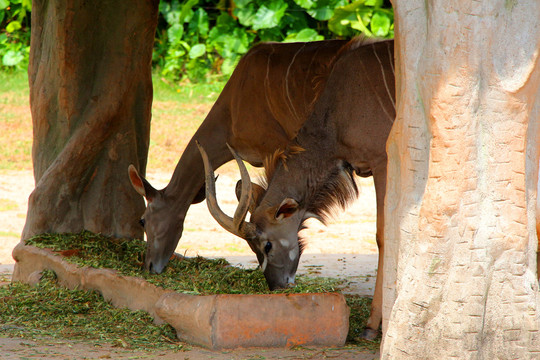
15, 231, 379, 348
25, 231, 341, 295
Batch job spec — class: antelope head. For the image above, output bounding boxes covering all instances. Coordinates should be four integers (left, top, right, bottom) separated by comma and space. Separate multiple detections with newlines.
197, 142, 303, 289
128, 165, 184, 274
197, 142, 357, 290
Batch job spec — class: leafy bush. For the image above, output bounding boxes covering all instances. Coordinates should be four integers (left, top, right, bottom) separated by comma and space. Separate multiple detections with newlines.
0, 0, 393, 81
154, 0, 393, 82
0, 0, 31, 70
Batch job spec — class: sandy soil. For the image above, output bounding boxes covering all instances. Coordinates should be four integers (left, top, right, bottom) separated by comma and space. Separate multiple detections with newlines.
0, 336, 379, 359
0, 168, 380, 359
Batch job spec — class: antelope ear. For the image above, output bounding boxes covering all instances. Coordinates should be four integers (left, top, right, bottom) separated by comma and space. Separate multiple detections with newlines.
128, 165, 158, 203
275, 198, 299, 221
236, 180, 266, 213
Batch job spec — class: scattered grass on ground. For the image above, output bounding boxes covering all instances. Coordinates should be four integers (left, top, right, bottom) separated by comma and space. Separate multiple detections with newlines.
0, 270, 183, 351
0, 269, 379, 351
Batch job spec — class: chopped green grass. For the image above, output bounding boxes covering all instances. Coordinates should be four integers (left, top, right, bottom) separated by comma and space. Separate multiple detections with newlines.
0, 270, 182, 351
0, 272, 378, 351
25, 231, 342, 295
20, 231, 379, 349
346, 295, 381, 350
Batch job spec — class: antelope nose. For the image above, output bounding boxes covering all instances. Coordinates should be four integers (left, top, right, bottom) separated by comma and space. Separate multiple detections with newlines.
286, 276, 296, 288
148, 260, 166, 274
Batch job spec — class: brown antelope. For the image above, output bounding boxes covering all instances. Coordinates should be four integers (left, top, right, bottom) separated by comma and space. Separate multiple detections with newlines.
128, 39, 348, 274
199, 39, 395, 339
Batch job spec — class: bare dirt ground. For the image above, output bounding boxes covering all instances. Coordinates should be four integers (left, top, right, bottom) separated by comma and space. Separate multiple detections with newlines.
0, 336, 378, 360
0, 168, 380, 359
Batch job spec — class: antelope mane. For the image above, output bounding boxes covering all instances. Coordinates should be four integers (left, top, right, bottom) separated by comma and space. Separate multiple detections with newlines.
257, 150, 357, 253
260, 144, 305, 189
260, 147, 357, 225
306, 162, 359, 225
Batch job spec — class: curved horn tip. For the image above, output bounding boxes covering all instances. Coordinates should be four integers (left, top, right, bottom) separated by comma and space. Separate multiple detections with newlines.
196, 141, 210, 163
226, 143, 238, 155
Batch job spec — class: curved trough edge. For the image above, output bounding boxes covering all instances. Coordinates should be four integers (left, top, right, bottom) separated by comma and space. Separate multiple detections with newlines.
12, 242, 349, 350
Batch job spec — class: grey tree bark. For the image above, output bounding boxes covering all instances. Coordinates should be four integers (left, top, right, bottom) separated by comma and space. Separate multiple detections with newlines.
22, 0, 159, 240
383, 1, 540, 358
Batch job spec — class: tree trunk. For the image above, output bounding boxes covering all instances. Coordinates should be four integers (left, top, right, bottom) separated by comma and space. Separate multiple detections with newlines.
383, 1, 540, 358
22, 0, 158, 240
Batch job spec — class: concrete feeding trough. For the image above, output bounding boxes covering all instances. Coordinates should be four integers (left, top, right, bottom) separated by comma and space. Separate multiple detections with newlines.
11, 242, 349, 350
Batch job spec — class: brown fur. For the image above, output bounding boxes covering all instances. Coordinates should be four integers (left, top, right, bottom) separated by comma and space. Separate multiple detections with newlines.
196, 38, 395, 340
306, 162, 359, 225
133, 39, 350, 275
247, 39, 396, 338
263, 149, 287, 183
261, 144, 306, 183
261, 146, 356, 225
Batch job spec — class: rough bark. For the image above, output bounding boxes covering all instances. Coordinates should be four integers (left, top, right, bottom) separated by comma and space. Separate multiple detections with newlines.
22, 0, 158, 240
383, 1, 540, 358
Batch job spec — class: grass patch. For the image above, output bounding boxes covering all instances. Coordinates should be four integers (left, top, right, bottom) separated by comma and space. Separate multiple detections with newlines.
0, 71, 29, 95
0, 198, 19, 211
0, 70, 226, 173
144, 75, 225, 174
153, 75, 224, 103
143, 75, 225, 173
0, 71, 32, 171
0, 230, 19, 238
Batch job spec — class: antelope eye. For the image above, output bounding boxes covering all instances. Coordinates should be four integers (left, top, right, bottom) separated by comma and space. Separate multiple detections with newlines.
264, 241, 272, 254
139, 219, 145, 228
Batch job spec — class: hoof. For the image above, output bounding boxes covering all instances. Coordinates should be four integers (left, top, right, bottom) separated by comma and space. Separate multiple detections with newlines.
361, 328, 379, 341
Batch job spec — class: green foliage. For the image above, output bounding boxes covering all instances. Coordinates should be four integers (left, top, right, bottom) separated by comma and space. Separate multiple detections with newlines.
0, 0, 30, 70
0, 0, 394, 79
329, 0, 393, 37
151, 0, 393, 82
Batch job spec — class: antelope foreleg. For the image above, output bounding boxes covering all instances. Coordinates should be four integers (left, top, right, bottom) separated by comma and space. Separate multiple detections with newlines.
363, 165, 387, 340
